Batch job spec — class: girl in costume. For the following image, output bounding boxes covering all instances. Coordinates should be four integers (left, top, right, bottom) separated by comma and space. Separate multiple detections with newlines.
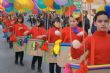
71, 11, 110, 65
30, 19, 47, 72
47, 17, 62, 73
7, 15, 16, 49
2, 15, 8, 40
12, 16, 29, 66
62, 16, 87, 43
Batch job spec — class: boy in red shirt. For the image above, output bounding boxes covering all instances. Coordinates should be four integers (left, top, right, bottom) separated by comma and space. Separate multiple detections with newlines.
71, 11, 110, 65
48, 17, 62, 73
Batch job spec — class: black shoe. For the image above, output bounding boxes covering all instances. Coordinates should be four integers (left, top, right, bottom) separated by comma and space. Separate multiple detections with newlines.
20, 62, 24, 66
37, 69, 42, 73
31, 65, 35, 70
15, 61, 18, 65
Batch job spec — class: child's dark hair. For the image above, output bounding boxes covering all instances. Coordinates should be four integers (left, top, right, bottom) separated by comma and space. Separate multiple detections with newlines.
52, 17, 61, 24
17, 16, 24, 23
37, 19, 44, 27
94, 11, 109, 22
75, 18, 79, 22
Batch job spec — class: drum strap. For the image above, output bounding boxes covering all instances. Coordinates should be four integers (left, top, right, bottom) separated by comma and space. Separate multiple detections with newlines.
90, 36, 95, 65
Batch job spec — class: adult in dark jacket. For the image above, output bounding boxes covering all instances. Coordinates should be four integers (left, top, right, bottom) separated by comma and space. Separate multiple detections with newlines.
83, 11, 90, 34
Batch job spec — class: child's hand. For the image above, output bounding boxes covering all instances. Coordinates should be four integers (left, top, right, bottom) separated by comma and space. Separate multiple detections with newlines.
11, 21, 14, 24
18, 27, 23, 30
37, 36, 43, 39
77, 31, 84, 36
8, 26, 13, 28
42, 35, 47, 37
24, 31, 29, 35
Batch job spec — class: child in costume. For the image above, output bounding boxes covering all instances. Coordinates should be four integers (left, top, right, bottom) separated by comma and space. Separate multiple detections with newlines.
2, 15, 8, 40
30, 19, 47, 72
62, 16, 87, 43
12, 16, 29, 66
48, 17, 62, 73
71, 11, 110, 65
7, 15, 16, 49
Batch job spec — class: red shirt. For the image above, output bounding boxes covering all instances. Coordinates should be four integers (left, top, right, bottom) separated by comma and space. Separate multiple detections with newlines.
71, 31, 110, 65
62, 26, 87, 43
3, 28, 7, 32
30, 26, 46, 39
48, 27, 61, 43
13, 23, 29, 37
2, 18, 7, 25
7, 20, 14, 32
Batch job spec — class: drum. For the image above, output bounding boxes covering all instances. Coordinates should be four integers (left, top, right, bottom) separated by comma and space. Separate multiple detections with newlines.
45, 43, 57, 63
13, 36, 26, 52
57, 43, 88, 67
71, 64, 110, 73
26, 39, 44, 56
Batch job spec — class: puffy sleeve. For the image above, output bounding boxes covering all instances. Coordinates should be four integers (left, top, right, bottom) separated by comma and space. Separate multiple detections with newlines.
71, 36, 91, 59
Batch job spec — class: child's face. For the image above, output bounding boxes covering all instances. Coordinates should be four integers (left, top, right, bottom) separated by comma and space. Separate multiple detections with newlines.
18, 18, 22, 23
11, 16, 14, 20
69, 17, 78, 27
94, 15, 109, 31
54, 21, 61, 28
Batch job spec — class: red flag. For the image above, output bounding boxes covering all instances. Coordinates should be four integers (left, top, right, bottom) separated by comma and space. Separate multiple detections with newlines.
41, 42, 48, 51
10, 35, 17, 42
